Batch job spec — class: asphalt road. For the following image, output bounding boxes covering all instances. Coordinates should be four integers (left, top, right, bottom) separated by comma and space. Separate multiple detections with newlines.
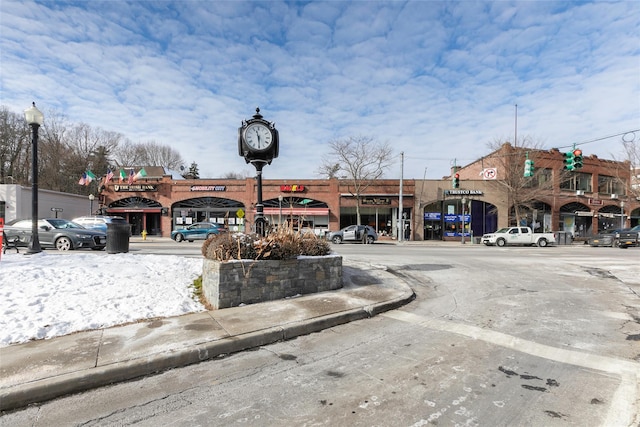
3, 240, 639, 426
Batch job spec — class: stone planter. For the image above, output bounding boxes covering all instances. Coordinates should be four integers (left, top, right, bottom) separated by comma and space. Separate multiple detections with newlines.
202, 255, 343, 309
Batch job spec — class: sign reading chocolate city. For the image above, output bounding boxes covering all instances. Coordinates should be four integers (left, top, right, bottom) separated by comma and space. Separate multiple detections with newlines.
190, 185, 226, 192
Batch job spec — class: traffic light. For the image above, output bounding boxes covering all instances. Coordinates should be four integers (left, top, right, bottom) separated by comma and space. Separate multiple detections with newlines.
573, 149, 583, 169
524, 159, 534, 177
452, 173, 460, 188
563, 151, 575, 171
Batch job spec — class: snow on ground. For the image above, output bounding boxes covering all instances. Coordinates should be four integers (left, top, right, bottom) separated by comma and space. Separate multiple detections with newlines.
0, 251, 205, 347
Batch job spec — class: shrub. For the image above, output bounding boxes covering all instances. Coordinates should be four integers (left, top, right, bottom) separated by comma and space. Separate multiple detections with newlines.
201, 227, 331, 262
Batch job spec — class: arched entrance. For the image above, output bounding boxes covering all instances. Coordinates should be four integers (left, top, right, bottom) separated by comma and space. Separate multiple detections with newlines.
423, 200, 497, 240
597, 204, 626, 232
263, 197, 329, 235
172, 197, 245, 232
559, 202, 591, 237
509, 201, 553, 232
107, 197, 163, 235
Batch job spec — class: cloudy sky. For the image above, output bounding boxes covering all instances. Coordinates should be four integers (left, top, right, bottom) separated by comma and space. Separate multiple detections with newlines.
1, 1, 638, 180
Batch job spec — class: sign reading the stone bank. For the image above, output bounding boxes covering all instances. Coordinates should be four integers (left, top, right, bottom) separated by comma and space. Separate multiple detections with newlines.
190, 185, 226, 192
114, 184, 157, 192
444, 189, 483, 196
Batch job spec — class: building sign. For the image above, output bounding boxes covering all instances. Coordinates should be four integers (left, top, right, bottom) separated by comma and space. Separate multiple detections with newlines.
114, 184, 157, 192
588, 198, 603, 205
444, 189, 483, 196
444, 214, 471, 222
362, 197, 391, 205
424, 212, 441, 220
280, 184, 305, 192
190, 185, 226, 191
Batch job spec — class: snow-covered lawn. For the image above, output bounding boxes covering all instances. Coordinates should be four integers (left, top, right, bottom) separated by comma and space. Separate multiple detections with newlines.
0, 252, 205, 347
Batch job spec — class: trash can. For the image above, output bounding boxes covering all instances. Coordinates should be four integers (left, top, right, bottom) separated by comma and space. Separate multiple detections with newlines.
555, 231, 571, 245
106, 223, 131, 254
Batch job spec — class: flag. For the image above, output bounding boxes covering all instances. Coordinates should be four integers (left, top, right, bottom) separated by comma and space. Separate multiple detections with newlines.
128, 169, 135, 185
105, 168, 114, 182
119, 169, 126, 182
85, 170, 97, 185
134, 168, 147, 181
78, 173, 86, 185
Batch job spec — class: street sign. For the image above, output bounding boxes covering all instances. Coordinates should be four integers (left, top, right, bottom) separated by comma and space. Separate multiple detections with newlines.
482, 168, 497, 180
236, 208, 245, 219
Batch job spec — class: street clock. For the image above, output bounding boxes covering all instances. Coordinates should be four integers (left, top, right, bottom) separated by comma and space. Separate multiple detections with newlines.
238, 108, 279, 164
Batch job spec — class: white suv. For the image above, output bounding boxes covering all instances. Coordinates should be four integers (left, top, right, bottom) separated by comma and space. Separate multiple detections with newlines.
72, 216, 129, 233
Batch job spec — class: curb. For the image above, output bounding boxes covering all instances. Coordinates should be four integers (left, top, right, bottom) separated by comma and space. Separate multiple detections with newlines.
0, 288, 415, 412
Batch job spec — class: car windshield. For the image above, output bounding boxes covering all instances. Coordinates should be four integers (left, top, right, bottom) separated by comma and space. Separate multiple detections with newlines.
495, 228, 510, 233
48, 219, 84, 229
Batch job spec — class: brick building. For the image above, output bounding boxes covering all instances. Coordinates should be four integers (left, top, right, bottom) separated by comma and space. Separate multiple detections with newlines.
95, 145, 638, 241
423, 142, 639, 241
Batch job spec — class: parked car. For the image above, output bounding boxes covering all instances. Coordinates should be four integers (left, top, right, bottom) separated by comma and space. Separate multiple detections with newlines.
482, 227, 556, 247
72, 215, 129, 233
3, 218, 107, 251
171, 222, 227, 242
587, 228, 627, 247
326, 225, 378, 244
617, 225, 640, 249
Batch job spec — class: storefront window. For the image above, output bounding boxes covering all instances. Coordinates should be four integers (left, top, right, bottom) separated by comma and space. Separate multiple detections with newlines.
560, 172, 592, 192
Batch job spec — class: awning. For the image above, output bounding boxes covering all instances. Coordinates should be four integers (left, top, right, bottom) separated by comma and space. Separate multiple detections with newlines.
107, 208, 162, 213
262, 208, 329, 216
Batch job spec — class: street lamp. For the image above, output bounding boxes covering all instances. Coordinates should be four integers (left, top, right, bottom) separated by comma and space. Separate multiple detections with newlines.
89, 194, 95, 215
24, 102, 44, 254
278, 195, 283, 228
461, 197, 467, 244
620, 201, 625, 229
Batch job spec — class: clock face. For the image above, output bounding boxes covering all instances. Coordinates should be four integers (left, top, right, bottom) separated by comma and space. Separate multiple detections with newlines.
244, 123, 273, 151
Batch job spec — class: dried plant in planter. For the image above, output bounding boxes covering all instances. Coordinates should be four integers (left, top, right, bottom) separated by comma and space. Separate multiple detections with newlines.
201, 226, 331, 262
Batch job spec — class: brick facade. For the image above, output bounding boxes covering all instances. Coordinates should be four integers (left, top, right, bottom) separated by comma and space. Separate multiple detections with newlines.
97, 149, 638, 241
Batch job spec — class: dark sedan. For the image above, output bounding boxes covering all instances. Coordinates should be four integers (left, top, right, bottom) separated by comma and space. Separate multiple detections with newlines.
171, 222, 227, 242
4, 218, 107, 251
588, 228, 626, 247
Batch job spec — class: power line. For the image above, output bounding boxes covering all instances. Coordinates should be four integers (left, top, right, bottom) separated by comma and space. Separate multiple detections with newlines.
558, 129, 639, 150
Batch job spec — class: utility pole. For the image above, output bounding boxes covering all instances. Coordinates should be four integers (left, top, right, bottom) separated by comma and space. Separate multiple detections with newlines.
398, 152, 404, 242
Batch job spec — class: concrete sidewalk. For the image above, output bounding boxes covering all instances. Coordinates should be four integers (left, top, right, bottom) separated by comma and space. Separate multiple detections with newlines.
0, 261, 414, 412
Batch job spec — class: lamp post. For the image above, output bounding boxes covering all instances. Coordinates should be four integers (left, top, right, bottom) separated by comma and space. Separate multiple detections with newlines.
278, 195, 283, 228
89, 194, 95, 215
620, 201, 625, 229
24, 102, 44, 254
461, 197, 467, 244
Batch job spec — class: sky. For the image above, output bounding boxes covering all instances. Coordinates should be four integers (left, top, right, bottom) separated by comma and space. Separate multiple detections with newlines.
1, 1, 639, 180
0, 252, 204, 347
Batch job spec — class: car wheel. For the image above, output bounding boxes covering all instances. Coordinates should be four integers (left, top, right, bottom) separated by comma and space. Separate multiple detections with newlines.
537, 238, 548, 247
332, 235, 343, 244
496, 238, 506, 247
55, 237, 73, 251
366, 235, 375, 244
174, 234, 184, 242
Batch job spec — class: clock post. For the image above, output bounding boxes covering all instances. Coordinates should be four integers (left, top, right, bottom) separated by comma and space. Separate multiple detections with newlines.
238, 108, 279, 236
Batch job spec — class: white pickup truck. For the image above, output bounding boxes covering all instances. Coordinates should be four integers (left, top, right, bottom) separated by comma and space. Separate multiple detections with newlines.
482, 227, 556, 247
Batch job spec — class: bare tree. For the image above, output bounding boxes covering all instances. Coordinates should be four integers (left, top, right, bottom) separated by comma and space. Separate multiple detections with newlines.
0, 107, 30, 184
138, 140, 184, 170
485, 138, 560, 227
621, 135, 639, 199
318, 136, 394, 225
